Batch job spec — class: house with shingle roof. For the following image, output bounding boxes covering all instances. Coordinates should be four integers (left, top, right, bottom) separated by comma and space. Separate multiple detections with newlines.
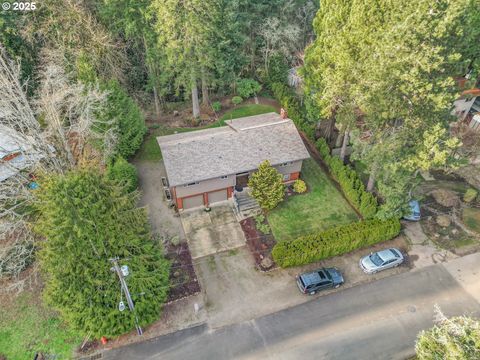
157, 112, 310, 210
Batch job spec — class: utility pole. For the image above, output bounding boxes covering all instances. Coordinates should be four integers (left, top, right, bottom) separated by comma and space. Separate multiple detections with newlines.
110, 257, 143, 336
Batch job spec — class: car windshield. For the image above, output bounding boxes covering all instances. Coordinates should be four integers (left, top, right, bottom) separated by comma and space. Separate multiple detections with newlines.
370, 253, 384, 266
323, 270, 332, 280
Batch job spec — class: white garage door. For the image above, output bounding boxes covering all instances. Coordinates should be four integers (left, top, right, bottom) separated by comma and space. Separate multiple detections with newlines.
208, 189, 227, 204
183, 194, 204, 210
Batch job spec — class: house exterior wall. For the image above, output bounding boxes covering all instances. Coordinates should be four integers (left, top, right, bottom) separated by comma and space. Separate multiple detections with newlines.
273, 160, 303, 176
175, 176, 236, 198
171, 159, 305, 210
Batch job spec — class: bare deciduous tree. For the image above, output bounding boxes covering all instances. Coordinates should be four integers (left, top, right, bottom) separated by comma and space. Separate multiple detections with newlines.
0, 47, 116, 292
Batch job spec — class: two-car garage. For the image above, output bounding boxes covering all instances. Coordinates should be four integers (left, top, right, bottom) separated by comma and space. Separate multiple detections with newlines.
180, 188, 230, 210
182, 194, 204, 210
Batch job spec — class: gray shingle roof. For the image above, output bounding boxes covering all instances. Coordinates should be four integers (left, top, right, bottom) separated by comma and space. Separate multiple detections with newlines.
157, 112, 310, 186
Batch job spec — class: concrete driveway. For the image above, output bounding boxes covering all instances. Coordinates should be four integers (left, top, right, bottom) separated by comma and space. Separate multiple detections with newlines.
135, 160, 185, 240
181, 205, 246, 259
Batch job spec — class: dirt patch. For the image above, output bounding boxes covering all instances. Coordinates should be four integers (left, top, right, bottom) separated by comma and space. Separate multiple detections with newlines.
145, 96, 280, 129
420, 196, 480, 253
240, 217, 277, 271
430, 188, 461, 208
165, 242, 201, 302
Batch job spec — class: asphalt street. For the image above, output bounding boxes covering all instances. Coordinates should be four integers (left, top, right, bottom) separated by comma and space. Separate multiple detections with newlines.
103, 253, 480, 360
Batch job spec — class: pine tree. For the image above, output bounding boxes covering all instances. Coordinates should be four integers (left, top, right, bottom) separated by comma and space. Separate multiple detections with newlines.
304, 0, 475, 217
248, 160, 285, 211
35, 170, 170, 337
416, 308, 480, 359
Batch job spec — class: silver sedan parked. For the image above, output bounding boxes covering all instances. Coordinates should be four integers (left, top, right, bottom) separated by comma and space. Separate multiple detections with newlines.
359, 248, 404, 274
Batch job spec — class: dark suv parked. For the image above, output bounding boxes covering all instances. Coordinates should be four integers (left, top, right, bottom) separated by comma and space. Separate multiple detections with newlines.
296, 267, 344, 295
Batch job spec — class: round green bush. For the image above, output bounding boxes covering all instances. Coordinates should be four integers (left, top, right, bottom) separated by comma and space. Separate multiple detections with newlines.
236, 79, 262, 99
107, 157, 138, 192
212, 101, 222, 112
232, 96, 243, 106
293, 179, 307, 193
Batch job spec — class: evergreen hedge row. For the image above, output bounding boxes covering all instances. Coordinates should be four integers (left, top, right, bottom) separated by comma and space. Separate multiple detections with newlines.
271, 82, 315, 140
272, 218, 401, 268
271, 82, 378, 218
316, 138, 377, 218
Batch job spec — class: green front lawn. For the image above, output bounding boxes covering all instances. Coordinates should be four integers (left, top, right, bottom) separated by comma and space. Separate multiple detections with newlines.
135, 104, 277, 162
0, 292, 81, 360
268, 158, 359, 242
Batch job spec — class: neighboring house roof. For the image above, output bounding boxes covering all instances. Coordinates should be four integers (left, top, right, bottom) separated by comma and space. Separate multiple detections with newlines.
157, 112, 310, 186
0, 125, 43, 182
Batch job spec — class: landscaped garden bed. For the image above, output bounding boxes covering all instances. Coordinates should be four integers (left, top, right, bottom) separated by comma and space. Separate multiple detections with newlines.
240, 216, 277, 271
165, 242, 200, 302
268, 158, 359, 242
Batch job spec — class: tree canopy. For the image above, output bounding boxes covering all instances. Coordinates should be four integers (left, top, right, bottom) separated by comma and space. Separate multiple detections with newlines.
416, 309, 480, 359
303, 0, 479, 217
35, 170, 170, 337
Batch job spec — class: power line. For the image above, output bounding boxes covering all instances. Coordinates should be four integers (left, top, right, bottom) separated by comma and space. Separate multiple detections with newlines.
110, 257, 143, 336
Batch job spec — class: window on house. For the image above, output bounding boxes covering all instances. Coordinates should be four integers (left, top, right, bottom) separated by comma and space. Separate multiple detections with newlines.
220, 175, 228, 179
184, 182, 199, 187
164, 189, 172, 201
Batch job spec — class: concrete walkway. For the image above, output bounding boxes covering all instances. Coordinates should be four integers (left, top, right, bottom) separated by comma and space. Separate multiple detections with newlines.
403, 220, 458, 268
103, 253, 480, 360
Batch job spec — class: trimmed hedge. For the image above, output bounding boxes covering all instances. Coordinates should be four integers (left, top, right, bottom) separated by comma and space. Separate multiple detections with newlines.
271, 82, 315, 140
272, 218, 401, 268
271, 82, 377, 218
316, 138, 377, 218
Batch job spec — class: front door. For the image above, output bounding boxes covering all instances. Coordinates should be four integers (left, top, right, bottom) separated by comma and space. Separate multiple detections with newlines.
236, 173, 249, 188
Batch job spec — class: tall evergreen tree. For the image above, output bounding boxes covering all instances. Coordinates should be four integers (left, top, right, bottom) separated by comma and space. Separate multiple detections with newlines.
35, 170, 170, 337
152, 0, 223, 118
304, 0, 477, 217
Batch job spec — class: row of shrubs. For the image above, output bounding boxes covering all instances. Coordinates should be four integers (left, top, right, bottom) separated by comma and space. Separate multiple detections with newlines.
316, 138, 377, 218
271, 218, 401, 268
270, 81, 378, 219
271, 82, 315, 140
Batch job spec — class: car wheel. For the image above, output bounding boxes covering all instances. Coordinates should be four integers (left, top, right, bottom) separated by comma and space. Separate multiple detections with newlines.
309, 291, 316, 295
